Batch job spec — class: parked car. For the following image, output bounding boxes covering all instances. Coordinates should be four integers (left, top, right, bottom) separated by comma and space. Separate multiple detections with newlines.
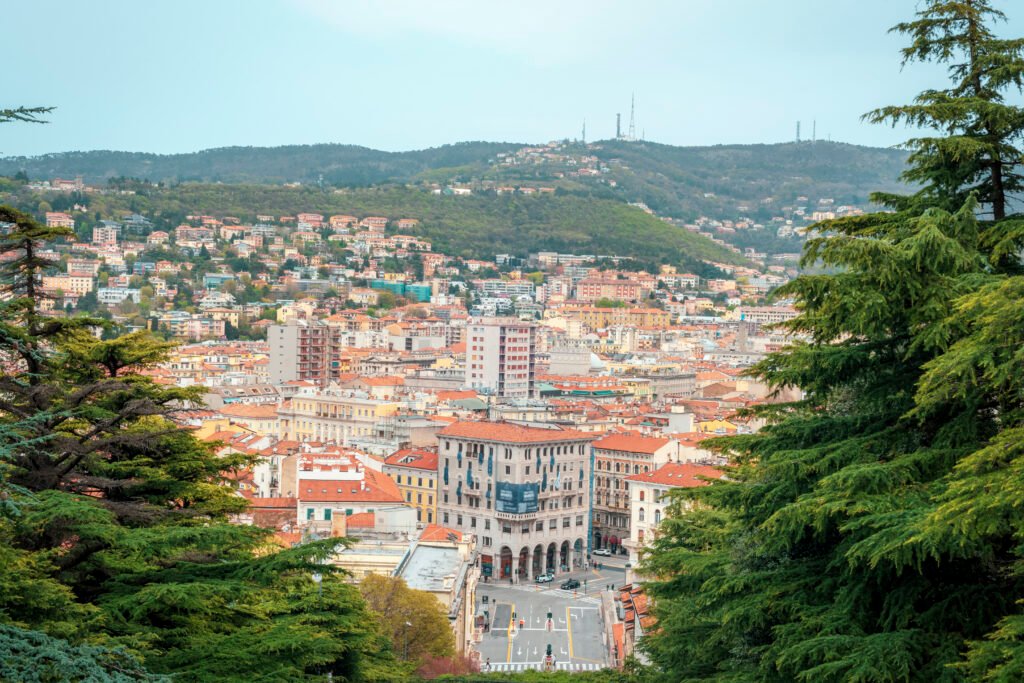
593, 548, 612, 556
534, 572, 554, 583
560, 578, 581, 590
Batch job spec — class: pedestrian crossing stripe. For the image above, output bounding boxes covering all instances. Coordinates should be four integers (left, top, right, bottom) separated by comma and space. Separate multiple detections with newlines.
485, 661, 603, 672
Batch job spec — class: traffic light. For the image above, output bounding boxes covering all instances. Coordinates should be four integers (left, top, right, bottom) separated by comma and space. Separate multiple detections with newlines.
547, 610, 552, 620
546, 643, 552, 657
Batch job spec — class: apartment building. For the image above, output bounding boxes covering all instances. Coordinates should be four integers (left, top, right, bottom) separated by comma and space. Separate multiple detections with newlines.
591, 432, 678, 553
383, 448, 439, 524
465, 317, 536, 398
623, 462, 724, 564
436, 421, 594, 581
277, 387, 401, 444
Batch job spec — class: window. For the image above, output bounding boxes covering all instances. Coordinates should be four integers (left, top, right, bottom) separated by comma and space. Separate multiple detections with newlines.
324, 508, 332, 521
471, 517, 477, 528
502, 524, 512, 534
428, 495, 433, 504
576, 515, 584, 526
549, 519, 557, 529
505, 465, 511, 475
536, 521, 543, 531
443, 512, 449, 524
418, 477, 423, 487
639, 507, 645, 522
483, 536, 492, 547
639, 490, 645, 502
563, 517, 570, 528
406, 492, 412, 502
525, 466, 530, 475
417, 493, 422, 503
306, 508, 314, 520
485, 519, 491, 530
655, 509, 661, 523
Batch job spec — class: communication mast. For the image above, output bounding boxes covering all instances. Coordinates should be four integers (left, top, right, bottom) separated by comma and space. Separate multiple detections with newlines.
628, 93, 636, 140
616, 113, 621, 139
796, 121, 801, 143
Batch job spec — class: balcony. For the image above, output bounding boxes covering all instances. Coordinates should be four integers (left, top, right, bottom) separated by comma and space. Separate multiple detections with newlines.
494, 509, 537, 521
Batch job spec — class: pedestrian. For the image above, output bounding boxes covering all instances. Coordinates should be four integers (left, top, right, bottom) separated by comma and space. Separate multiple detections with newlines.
485, 657, 491, 672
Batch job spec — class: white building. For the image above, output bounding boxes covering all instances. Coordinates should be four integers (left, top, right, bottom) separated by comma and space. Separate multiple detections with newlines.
97, 287, 141, 305
436, 421, 594, 582
465, 317, 536, 398
623, 462, 724, 565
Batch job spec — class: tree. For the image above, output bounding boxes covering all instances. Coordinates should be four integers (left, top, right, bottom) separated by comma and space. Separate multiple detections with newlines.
866, 0, 1024, 221
0, 207, 400, 681
641, 4, 1024, 682
358, 574, 454, 666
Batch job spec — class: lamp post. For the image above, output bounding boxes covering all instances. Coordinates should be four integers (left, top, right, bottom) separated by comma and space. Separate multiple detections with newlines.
403, 620, 412, 660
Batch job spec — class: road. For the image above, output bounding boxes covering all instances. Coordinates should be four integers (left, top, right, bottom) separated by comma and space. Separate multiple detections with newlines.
474, 582, 608, 673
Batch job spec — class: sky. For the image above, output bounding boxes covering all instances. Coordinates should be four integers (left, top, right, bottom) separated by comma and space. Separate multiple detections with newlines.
4, 0, 1024, 157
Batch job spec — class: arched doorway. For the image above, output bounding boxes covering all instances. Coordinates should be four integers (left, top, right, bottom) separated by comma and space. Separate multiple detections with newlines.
500, 546, 513, 580
546, 542, 557, 573
574, 538, 584, 568
518, 547, 530, 581
560, 540, 570, 571
533, 544, 544, 577
594, 530, 602, 551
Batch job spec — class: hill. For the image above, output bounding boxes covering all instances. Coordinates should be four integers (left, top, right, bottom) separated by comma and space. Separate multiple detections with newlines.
0, 140, 907, 214
0, 142, 511, 186
10, 182, 746, 273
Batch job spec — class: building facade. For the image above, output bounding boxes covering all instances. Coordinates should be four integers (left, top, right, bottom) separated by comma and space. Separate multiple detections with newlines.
436, 421, 594, 581
277, 387, 401, 444
383, 448, 439, 524
465, 317, 536, 398
623, 462, 724, 564
591, 432, 678, 553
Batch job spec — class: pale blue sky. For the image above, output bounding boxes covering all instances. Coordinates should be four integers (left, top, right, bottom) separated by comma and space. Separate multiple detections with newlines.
4, 0, 1023, 156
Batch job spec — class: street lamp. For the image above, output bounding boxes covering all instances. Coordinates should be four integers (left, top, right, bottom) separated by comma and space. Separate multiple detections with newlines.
403, 620, 413, 660
311, 572, 323, 598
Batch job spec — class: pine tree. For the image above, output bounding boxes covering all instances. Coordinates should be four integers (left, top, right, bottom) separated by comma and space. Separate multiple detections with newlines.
639, 3, 1024, 682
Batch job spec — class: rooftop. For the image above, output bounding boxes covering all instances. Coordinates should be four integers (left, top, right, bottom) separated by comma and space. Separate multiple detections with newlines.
438, 420, 593, 444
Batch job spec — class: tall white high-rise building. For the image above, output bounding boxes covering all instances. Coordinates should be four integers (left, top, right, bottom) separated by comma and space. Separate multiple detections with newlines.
465, 317, 536, 398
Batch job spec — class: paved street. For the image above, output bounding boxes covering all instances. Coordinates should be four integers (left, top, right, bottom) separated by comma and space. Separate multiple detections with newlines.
474, 583, 607, 673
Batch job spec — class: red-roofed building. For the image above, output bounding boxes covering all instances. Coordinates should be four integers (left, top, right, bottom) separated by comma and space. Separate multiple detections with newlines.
296, 450, 406, 526
623, 462, 724, 563
383, 448, 439, 523
437, 421, 594, 582
591, 431, 679, 554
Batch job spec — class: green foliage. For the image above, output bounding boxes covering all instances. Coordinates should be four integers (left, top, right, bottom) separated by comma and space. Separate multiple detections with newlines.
639, 4, 1024, 682
0, 207, 400, 680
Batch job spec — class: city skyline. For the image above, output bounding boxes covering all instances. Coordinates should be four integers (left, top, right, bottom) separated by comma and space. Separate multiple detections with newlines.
6, 0, 1023, 157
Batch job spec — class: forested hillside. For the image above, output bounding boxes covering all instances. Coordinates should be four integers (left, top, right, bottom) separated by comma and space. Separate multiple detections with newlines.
6, 182, 747, 273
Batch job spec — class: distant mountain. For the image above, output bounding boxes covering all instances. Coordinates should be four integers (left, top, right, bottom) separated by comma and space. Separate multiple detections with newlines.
0, 142, 514, 186
0, 141, 908, 215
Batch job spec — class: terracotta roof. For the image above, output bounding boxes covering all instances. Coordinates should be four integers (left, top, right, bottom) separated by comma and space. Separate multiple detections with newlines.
383, 448, 438, 471
346, 511, 376, 528
220, 403, 278, 419
593, 431, 671, 454
625, 462, 724, 487
438, 421, 593, 444
297, 468, 403, 503
420, 524, 463, 542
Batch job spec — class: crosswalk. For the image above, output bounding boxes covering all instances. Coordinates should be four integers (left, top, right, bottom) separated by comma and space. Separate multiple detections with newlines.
485, 661, 604, 672
496, 584, 601, 605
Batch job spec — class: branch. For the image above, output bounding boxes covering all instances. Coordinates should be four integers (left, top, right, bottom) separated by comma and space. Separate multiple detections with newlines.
0, 107, 54, 124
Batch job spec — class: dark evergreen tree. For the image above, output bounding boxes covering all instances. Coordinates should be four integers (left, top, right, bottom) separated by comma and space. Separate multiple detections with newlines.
640, 3, 1024, 682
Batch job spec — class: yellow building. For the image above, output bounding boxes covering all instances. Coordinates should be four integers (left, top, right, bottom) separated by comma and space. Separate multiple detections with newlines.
382, 448, 439, 524
278, 390, 400, 443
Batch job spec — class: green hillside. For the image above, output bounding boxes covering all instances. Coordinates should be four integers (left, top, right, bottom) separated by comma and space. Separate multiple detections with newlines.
6, 182, 746, 273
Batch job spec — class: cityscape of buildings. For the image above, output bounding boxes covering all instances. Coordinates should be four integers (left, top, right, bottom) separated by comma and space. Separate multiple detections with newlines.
4, 168, 808, 670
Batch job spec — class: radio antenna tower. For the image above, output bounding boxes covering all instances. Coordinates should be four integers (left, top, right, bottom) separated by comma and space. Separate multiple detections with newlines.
582, 119, 586, 145
616, 113, 621, 139
628, 93, 637, 140
796, 121, 801, 143
812, 119, 816, 143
